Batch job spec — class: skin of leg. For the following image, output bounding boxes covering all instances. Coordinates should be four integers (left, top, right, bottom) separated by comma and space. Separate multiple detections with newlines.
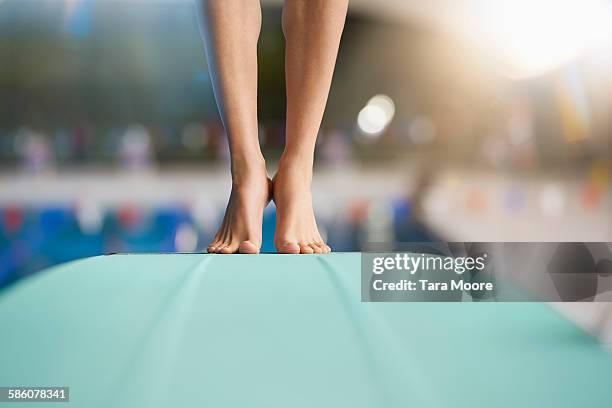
198, 0, 271, 254
274, 0, 348, 254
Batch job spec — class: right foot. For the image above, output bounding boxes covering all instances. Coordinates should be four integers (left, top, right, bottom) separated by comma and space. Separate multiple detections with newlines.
207, 161, 272, 254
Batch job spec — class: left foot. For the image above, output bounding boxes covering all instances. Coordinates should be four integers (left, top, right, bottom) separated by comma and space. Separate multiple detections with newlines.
272, 158, 331, 254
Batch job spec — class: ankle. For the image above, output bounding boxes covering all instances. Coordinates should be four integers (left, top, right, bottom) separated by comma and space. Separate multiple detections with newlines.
277, 150, 314, 177
230, 154, 267, 185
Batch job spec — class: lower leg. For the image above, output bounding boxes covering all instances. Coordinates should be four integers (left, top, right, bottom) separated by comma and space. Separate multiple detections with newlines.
198, 0, 270, 254
274, 0, 348, 254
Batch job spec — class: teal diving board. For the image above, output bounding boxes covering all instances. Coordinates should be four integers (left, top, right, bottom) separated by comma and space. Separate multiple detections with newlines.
1, 254, 611, 407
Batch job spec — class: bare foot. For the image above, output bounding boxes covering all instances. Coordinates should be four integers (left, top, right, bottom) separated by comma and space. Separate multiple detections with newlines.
272, 159, 331, 254
208, 161, 272, 254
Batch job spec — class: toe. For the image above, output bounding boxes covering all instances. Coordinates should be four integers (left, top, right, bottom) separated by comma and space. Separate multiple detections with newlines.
277, 242, 300, 254
220, 243, 239, 254
239, 240, 260, 254
299, 243, 314, 254
309, 243, 322, 254
209, 242, 224, 253
324, 244, 332, 253
207, 240, 221, 253
315, 242, 329, 254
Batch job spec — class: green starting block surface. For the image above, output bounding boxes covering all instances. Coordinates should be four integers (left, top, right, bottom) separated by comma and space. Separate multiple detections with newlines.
1, 254, 611, 407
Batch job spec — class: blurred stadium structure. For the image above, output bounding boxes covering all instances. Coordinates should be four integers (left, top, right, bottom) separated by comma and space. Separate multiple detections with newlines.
1, 0, 611, 288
